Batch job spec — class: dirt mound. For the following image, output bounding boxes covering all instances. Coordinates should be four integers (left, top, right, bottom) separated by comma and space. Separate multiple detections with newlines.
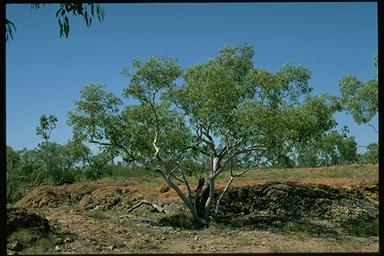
214, 182, 378, 237
13, 179, 378, 238
14, 180, 165, 214
7, 207, 50, 235
14, 184, 101, 208
79, 186, 136, 211
14, 180, 144, 209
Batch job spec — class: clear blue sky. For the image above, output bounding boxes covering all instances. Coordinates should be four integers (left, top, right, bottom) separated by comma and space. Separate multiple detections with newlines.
6, 3, 378, 152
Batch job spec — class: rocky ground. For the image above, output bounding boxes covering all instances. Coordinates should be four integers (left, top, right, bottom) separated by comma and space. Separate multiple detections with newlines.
6, 166, 379, 254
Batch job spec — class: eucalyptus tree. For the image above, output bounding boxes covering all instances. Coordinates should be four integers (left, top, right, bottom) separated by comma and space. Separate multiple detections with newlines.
83, 149, 117, 180
45, 140, 90, 185
6, 146, 22, 202
35, 114, 58, 182
36, 114, 58, 144
68, 45, 338, 225
339, 56, 378, 133
6, 146, 44, 202
297, 130, 358, 167
358, 143, 378, 164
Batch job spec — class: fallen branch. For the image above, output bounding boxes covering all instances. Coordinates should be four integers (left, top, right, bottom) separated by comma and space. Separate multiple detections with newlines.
127, 200, 166, 213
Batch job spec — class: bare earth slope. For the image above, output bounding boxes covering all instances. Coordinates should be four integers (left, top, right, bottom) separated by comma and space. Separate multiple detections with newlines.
7, 164, 379, 254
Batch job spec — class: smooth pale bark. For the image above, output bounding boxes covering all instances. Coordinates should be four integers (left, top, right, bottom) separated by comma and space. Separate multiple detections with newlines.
127, 200, 166, 213
158, 168, 206, 225
214, 176, 234, 215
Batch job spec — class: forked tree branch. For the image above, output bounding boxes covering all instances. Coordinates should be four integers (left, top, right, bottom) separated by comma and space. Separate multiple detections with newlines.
179, 167, 194, 202
218, 138, 243, 159
152, 130, 205, 224
218, 144, 265, 176
214, 162, 258, 215
89, 138, 137, 162
195, 124, 217, 155
185, 145, 210, 157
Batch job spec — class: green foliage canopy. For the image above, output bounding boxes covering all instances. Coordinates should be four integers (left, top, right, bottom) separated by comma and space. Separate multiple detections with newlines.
68, 45, 340, 224
68, 46, 337, 171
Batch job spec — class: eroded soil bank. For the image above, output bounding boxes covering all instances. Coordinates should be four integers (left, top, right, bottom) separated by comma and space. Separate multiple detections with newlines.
7, 177, 378, 254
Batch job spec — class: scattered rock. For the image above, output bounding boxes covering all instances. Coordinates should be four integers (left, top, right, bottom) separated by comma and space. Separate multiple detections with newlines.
8, 241, 21, 251
194, 236, 199, 241
64, 237, 72, 243
272, 220, 281, 225
214, 182, 378, 236
107, 245, 114, 250
56, 238, 64, 245
7, 249, 17, 255
54, 245, 61, 252
161, 236, 167, 240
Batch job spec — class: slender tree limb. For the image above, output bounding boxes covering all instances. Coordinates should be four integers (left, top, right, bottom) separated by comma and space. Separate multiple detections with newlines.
170, 172, 185, 184
214, 176, 234, 215
148, 93, 206, 225
185, 145, 210, 157
180, 167, 193, 199
233, 144, 266, 155
202, 127, 214, 143
217, 144, 265, 176
218, 138, 243, 159
367, 123, 378, 134
149, 91, 162, 136
153, 131, 160, 156
159, 169, 205, 224
195, 124, 217, 155
89, 138, 137, 162
153, 130, 205, 224
214, 162, 258, 215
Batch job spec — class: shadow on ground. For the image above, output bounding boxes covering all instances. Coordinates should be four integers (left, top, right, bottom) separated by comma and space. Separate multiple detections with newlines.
146, 182, 378, 237
213, 182, 378, 237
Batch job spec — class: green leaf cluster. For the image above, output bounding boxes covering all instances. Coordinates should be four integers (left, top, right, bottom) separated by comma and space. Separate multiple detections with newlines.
6, 4, 105, 41
35, 114, 58, 143
68, 84, 122, 143
339, 57, 378, 125
5, 19, 16, 41
56, 3, 105, 38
